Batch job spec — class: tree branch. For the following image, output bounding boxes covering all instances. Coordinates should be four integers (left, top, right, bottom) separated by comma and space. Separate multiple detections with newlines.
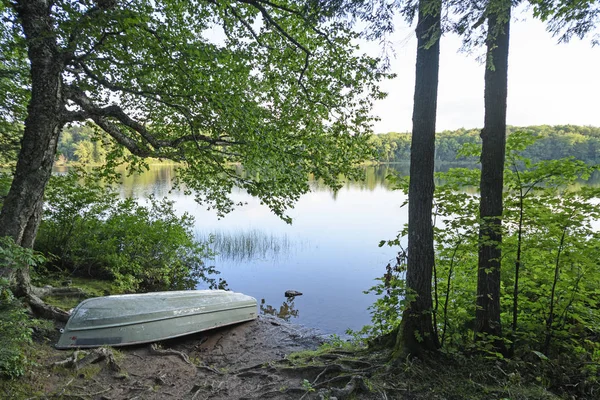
63, 1, 120, 61
65, 5, 102, 51
69, 30, 125, 62
236, 0, 311, 84
76, 61, 193, 111
226, 5, 273, 50
63, 85, 244, 159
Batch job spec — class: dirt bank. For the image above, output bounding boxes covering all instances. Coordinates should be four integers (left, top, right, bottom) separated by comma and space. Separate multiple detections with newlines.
4, 315, 326, 399
1, 314, 569, 400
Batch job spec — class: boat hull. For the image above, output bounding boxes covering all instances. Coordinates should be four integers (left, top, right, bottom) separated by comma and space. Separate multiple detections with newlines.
56, 290, 257, 349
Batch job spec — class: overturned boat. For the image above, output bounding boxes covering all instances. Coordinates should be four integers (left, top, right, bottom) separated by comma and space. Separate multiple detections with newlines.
56, 290, 257, 349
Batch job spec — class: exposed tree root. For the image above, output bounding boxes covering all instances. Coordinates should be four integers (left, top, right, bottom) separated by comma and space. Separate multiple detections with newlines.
325, 375, 370, 398
232, 361, 273, 375
197, 364, 223, 374
240, 387, 306, 399
27, 293, 71, 322
149, 343, 193, 366
53, 347, 121, 372
23, 285, 87, 322
226, 350, 384, 400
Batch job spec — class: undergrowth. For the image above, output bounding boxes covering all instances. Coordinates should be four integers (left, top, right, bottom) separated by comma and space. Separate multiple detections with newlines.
352, 133, 600, 398
0, 238, 48, 379
35, 170, 219, 293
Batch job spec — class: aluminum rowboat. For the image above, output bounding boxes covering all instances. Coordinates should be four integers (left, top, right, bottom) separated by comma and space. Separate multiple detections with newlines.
56, 290, 257, 349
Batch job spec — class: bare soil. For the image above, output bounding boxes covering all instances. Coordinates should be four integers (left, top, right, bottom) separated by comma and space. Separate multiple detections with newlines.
15, 315, 334, 400
1, 314, 570, 400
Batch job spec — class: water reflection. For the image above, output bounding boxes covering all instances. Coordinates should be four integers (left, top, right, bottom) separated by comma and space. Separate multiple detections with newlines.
118, 164, 176, 198
47, 162, 600, 335
51, 162, 600, 199
260, 298, 299, 321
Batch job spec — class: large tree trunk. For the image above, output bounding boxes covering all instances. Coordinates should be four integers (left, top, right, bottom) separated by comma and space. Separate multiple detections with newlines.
0, 0, 65, 292
395, 0, 441, 357
475, 1, 511, 350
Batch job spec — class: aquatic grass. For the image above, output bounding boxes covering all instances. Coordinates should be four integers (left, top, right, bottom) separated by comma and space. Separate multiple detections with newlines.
196, 229, 293, 262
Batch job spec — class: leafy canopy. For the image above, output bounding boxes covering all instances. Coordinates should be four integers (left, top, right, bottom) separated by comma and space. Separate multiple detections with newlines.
1, 0, 389, 219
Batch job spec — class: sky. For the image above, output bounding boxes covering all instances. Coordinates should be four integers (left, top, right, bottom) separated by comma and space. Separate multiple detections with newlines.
369, 9, 600, 133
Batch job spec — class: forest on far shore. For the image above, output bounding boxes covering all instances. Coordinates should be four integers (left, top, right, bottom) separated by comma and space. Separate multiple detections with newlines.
3, 123, 598, 167
370, 124, 600, 164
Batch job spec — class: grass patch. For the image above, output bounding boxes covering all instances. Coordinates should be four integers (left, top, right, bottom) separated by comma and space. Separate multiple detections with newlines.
380, 353, 562, 400
44, 295, 85, 311
41, 277, 118, 310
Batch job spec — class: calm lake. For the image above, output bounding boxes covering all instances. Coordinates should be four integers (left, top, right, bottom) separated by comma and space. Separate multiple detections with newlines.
116, 164, 409, 336
53, 163, 600, 337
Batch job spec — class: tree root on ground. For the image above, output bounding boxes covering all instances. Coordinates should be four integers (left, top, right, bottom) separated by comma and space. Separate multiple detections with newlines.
240, 387, 306, 399
319, 375, 370, 398
149, 343, 194, 366
27, 293, 71, 322
53, 347, 121, 372
229, 351, 382, 399
26, 285, 87, 322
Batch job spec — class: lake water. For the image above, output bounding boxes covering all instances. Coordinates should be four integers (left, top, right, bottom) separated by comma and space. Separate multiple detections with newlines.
117, 164, 409, 336
109, 165, 600, 336
55, 163, 600, 337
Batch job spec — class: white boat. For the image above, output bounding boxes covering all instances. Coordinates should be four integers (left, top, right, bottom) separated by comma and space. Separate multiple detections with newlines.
56, 290, 258, 349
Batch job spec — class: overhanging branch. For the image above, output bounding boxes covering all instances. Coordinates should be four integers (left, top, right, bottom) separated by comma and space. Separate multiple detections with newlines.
63, 85, 244, 158
236, 0, 311, 85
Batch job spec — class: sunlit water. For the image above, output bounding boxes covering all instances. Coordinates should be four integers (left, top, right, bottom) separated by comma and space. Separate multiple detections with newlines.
116, 164, 408, 336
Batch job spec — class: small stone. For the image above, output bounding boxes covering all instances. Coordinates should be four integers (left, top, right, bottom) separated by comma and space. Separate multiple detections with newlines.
284, 290, 302, 297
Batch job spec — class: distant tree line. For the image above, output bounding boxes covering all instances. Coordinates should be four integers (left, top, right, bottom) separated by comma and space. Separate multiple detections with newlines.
56, 125, 108, 166
370, 125, 600, 164
3, 124, 598, 167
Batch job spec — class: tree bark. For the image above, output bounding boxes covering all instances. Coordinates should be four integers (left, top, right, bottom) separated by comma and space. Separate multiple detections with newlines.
475, 1, 511, 351
395, 0, 441, 357
0, 0, 65, 291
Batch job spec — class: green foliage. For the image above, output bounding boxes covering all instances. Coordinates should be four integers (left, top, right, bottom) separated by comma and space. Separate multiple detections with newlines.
0, 283, 30, 379
57, 124, 110, 165
0, 123, 21, 167
1, 0, 389, 222
35, 171, 217, 293
0, 236, 46, 272
0, 172, 11, 208
0, 237, 46, 379
531, 0, 600, 44
301, 379, 315, 393
357, 260, 409, 339
0, 0, 28, 168
364, 132, 600, 395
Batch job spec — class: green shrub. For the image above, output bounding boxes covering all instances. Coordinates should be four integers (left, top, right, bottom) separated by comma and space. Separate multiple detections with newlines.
363, 133, 600, 395
0, 237, 45, 379
35, 171, 217, 292
0, 282, 31, 379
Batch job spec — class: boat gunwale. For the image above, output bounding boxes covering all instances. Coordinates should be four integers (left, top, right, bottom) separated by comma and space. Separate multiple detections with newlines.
55, 315, 257, 349
72, 289, 243, 309
67, 302, 257, 332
